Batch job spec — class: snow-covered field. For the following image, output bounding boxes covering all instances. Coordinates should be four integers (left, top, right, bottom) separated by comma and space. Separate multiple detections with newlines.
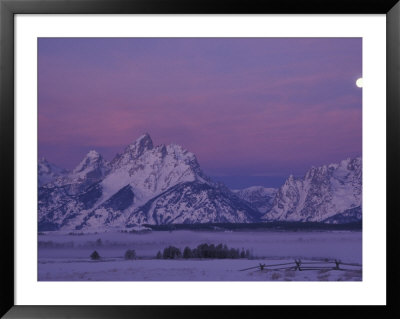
38, 230, 362, 281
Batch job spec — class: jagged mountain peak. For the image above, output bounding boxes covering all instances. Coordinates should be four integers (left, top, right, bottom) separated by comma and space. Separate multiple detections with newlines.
38, 157, 69, 186
102, 136, 210, 207
340, 156, 361, 169
73, 150, 107, 175
38, 157, 51, 172
39, 157, 64, 170
127, 133, 154, 153
110, 135, 204, 180
38, 137, 362, 231
111, 133, 155, 169
39, 156, 48, 164
263, 156, 362, 223
39, 134, 258, 231
166, 144, 201, 167
86, 149, 101, 158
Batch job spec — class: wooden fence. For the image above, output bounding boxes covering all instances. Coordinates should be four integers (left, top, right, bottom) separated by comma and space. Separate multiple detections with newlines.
239, 259, 362, 272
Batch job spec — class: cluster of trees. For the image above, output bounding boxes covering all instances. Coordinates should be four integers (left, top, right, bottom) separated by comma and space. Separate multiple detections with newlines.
90, 243, 251, 261
124, 249, 136, 260
157, 246, 182, 259
156, 243, 251, 260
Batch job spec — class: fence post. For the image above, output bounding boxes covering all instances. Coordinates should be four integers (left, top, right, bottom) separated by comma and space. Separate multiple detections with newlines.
334, 259, 340, 270
259, 263, 265, 271
295, 259, 302, 271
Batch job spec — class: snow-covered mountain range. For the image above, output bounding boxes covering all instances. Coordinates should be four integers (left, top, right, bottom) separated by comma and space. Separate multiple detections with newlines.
38, 158, 69, 187
38, 134, 362, 231
38, 134, 259, 231
262, 157, 362, 223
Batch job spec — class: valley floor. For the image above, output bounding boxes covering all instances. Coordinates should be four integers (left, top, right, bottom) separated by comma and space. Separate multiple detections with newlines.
38, 258, 361, 281
38, 230, 362, 281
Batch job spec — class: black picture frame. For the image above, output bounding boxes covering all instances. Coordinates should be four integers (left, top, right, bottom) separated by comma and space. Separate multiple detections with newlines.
1, 0, 399, 318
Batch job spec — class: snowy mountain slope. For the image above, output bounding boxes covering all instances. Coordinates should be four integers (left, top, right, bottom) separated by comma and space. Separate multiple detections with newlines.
38, 158, 69, 186
262, 157, 362, 223
51, 150, 110, 195
74, 182, 260, 231
38, 134, 362, 231
38, 151, 112, 230
125, 181, 260, 226
322, 206, 362, 224
97, 133, 210, 208
233, 186, 277, 213
38, 134, 257, 231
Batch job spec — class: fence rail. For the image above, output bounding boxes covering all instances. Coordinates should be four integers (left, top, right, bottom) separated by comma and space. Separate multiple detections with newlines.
239, 259, 362, 272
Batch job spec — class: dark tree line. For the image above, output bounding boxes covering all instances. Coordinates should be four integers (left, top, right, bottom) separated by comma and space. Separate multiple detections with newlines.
156, 243, 251, 260
161, 246, 182, 259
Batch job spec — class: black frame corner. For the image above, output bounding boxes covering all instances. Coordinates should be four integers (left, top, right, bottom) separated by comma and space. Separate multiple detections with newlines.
1, 0, 399, 318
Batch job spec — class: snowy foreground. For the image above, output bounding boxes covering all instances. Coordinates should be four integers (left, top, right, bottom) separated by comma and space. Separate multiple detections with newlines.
38, 230, 362, 281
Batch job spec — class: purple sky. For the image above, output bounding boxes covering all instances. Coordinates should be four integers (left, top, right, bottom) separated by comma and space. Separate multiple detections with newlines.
38, 38, 362, 186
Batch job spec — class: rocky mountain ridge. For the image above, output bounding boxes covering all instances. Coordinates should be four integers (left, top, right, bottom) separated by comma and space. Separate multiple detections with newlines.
38, 134, 362, 231
38, 134, 259, 231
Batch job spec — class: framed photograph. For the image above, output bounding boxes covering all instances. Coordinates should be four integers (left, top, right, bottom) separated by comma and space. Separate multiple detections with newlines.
1, 0, 399, 318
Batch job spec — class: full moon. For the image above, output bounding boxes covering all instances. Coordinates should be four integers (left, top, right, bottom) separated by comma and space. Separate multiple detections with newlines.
356, 78, 363, 88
